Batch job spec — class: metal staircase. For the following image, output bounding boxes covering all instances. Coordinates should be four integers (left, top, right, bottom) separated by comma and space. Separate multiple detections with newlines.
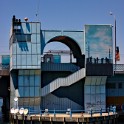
41, 68, 85, 96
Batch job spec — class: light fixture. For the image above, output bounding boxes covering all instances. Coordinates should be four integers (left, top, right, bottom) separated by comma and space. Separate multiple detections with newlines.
19, 108, 24, 115
24, 109, 28, 115
14, 97, 18, 102
10, 108, 15, 114
24, 17, 28, 22
14, 108, 19, 114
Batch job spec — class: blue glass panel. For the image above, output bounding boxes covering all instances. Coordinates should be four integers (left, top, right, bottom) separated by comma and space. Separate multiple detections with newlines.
32, 55, 37, 65
21, 55, 26, 65
31, 34, 37, 43
31, 23, 37, 33
30, 75, 34, 86
21, 42, 28, 54
16, 66, 22, 69
21, 23, 31, 34
18, 76, 23, 86
12, 43, 16, 54
37, 55, 41, 65
21, 23, 27, 33
18, 87, 24, 97
12, 55, 16, 65
17, 55, 21, 65
27, 55, 31, 65
32, 44, 37, 54
30, 87, 34, 97
37, 44, 41, 54
17, 43, 21, 54
26, 66, 33, 69
26, 43, 31, 54
34, 75, 40, 86
24, 76, 29, 86
26, 23, 31, 33
36, 34, 41, 43
36, 23, 41, 34
21, 65, 27, 68
24, 87, 29, 97
35, 87, 40, 96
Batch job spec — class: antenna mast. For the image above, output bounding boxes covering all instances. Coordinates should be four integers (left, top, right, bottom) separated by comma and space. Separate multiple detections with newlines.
36, 0, 40, 21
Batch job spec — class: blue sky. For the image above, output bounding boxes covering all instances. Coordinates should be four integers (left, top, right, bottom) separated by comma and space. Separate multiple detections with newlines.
0, 0, 124, 63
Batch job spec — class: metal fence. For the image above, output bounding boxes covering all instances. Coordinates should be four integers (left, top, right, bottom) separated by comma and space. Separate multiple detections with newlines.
11, 107, 116, 118
0, 64, 9, 70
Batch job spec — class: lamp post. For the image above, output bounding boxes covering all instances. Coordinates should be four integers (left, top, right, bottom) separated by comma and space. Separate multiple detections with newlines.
110, 12, 118, 105
110, 12, 116, 70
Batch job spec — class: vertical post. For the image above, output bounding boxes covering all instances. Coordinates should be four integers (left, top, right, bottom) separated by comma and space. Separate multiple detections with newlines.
110, 12, 117, 74
107, 107, 109, 116
54, 109, 56, 117
100, 108, 102, 116
90, 109, 92, 117
70, 109, 72, 119
109, 48, 110, 60
114, 18, 117, 74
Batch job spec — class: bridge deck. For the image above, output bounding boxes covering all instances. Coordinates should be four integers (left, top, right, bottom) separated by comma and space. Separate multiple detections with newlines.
10, 112, 118, 124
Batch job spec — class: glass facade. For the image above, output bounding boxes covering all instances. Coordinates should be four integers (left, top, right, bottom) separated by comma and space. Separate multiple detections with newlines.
18, 70, 41, 107
10, 22, 41, 69
10, 19, 41, 108
18, 70, 41, 97
84, 76, 107, 112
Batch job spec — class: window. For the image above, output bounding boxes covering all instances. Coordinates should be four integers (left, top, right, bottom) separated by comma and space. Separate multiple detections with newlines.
14, 34, 31, 42
46, 57, 51, 63
118, 83, 122, 89
106, 83, 116, 89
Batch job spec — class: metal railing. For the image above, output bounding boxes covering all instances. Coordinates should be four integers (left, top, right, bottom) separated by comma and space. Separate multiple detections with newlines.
11, 107, 117, 117
41, 68, 85, 96
0, 64, 9, 70
113, 64, 124, 71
